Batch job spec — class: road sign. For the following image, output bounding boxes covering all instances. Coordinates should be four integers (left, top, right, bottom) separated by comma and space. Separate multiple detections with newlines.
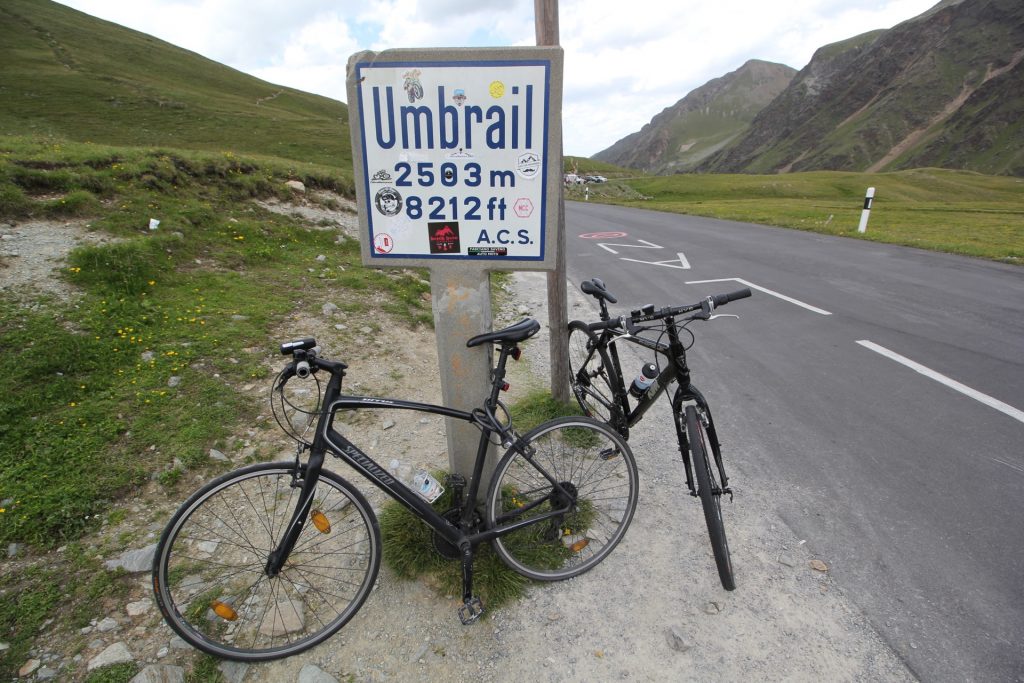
347, 47, 563, 270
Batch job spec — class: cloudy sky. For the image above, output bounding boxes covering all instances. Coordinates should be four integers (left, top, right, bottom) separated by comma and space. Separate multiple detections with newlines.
55, 0, 939, 157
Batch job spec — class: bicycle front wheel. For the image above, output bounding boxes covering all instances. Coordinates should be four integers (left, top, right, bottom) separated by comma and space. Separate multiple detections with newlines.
486, 416, 638, 581
567, 321, 625, 435
153, 462, 381, 661
686, 406, 735, 590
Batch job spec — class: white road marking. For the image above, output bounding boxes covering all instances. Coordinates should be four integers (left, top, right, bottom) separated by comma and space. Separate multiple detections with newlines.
989, 457, 1024, 475
597, 239, 662, 254
621, 252, 691, 269
687, 277, 832, 315
856, 340, 1024, 425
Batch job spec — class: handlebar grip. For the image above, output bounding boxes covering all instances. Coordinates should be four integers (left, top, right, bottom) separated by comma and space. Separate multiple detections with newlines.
587, 318, 621, 332
295, 360, 311, 379
712, 288, 752, 307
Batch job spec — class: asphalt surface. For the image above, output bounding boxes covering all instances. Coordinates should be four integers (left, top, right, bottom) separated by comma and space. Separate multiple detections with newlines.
563, 200, 1024, 683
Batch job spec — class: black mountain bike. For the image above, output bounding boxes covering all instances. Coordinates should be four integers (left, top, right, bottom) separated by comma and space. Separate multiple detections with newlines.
152, 318, 638, 661
567, 278, 750, 590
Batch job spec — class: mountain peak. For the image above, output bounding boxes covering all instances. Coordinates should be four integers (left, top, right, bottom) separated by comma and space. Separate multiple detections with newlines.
592, 60, 795, 173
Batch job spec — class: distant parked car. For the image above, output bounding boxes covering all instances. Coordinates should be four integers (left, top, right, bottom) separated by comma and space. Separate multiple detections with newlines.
585, 175, 607, 183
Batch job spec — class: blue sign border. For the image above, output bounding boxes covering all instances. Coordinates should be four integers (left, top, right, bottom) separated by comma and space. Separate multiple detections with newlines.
354, 58, 552, 262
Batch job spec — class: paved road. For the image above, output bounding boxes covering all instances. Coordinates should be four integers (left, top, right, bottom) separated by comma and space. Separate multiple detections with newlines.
564, 201, 1024, 683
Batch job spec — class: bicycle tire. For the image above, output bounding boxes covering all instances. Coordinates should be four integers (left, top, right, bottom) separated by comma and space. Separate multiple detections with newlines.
567, 321, 625, 436
486, 416, 638, 581
153, 462, 381, 661
685, 406, 735, 590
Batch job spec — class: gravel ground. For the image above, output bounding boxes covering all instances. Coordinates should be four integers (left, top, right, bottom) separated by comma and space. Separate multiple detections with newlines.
1, 201, 916, 682
242, 271, 915, 683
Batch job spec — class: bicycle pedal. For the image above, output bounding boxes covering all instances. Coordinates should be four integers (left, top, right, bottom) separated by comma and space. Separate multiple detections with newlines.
458, 597, 484, 625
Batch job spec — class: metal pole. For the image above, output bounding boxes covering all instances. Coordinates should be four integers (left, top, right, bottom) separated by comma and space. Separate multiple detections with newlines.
536, 0, 570, 403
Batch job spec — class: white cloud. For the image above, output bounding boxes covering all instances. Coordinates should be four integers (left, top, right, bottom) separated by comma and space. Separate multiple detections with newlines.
55, 0, 941, 156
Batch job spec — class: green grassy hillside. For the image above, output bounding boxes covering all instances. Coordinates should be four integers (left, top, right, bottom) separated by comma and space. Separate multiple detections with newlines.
575, 169, 1024, 261
0, 0, 350, 168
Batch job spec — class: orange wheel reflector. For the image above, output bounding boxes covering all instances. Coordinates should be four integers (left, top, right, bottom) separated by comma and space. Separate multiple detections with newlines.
569, 538, 590, 553
211, 600, 237, 621
311, 510, 331, 533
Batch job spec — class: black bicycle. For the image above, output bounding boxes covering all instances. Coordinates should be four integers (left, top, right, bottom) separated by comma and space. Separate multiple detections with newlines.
152, 318, 638, 661
567, 278, 751, 590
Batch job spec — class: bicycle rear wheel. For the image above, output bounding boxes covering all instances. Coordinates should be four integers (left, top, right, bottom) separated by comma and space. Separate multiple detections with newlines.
567, 321, 625, 435
486, 416, 638, 581
153, 462, 381, 661
685, 406, 735, 590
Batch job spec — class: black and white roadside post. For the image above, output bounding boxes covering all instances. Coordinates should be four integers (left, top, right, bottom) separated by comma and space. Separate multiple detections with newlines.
346, 48, 564, 497
858, 186, 875, 233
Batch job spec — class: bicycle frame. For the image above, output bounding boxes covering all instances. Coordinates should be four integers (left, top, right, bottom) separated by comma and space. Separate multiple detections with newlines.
588, 306, 730, 497
266, 344, 579, 608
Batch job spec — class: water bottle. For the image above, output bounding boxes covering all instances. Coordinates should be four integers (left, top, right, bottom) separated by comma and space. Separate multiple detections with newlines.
389, 459, 444, 502
411, 470, 445, 503
629, 363, 658, 398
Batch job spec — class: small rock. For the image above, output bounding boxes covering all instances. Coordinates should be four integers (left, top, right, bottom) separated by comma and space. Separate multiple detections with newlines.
359, 326, 372, 334
666, 626, 693, 652
409, 643, 430, 664
316, 254, 327, 262
141, 351, 156, 362
87, 642, 133, 671
209, 449, 228, 462
105, 544, 157, 573
126, 599, 152, 617
382, 420, 396, 431
167, 376, 181, 388
334, 324, 347, 330
230, 314, 249, 321
322, 302, 338, 316
517, 305, 530, 315
218, 660, 249, 683
168, 636, 191, 650
37, 668, 58, 681
286, 180, 306, 193
777, 554, 797, 568
7, 543, 20, 558
298, 664, 338, 683
96, 616, 119, 632
810, 559, 829, 572
703, 601, 721, 615
131, 664, 185, 683
0, 642, 8, 652
18, 659, 41, 677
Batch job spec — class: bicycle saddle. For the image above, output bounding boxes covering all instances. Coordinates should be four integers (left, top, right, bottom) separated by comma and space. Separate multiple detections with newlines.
581, 278, 617, 304
466, 318, 541, 347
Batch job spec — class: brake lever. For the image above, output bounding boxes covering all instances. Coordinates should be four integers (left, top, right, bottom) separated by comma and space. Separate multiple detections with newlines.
708, 314, 739, 321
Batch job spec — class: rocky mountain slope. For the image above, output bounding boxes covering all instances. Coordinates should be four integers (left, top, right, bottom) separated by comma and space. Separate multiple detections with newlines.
697, 0, 1024, 175
593, 60, 796, 174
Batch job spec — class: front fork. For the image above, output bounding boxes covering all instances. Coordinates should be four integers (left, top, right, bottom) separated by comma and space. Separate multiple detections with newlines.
672, 386, 731, 498
264, 446, 325, 576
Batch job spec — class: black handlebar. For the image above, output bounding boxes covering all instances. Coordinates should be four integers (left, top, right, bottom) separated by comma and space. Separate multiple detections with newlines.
712, 288, 752, 307
586, 287, 751, 332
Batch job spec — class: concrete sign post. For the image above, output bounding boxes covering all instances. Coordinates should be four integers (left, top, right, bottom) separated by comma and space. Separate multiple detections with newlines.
347, 47, 563, 487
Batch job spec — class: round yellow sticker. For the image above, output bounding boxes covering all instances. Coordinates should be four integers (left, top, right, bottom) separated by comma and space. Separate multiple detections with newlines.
489, 81, 505, 99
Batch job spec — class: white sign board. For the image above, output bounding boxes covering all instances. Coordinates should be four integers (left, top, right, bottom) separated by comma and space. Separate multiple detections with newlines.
347, 47, 563, 269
